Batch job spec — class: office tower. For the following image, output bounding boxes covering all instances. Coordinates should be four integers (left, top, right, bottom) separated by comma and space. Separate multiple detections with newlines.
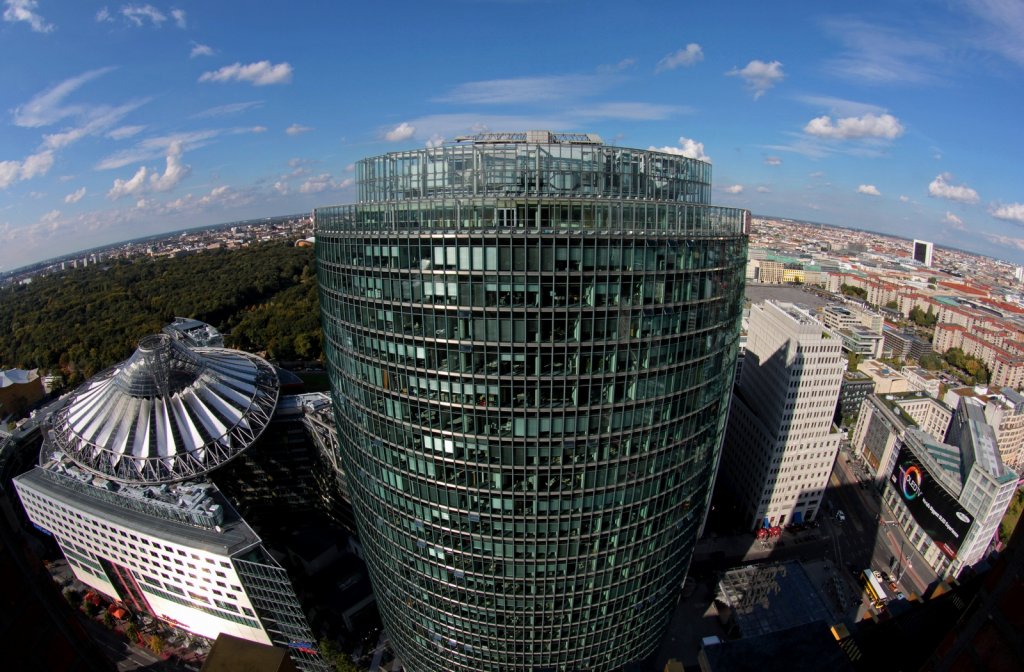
721, 301, 845, 529
13, 335, 327, 672
315, 131, 748, 671
913, 239, 934, 267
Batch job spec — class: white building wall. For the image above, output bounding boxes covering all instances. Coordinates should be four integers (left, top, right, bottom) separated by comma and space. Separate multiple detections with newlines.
726, 301, 845, 528
14, 477, 270, 645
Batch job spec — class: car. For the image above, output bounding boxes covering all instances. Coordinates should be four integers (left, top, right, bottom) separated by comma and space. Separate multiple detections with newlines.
895, 591, 906, 600
835, 510, 846, 523
873, 570, 884, 581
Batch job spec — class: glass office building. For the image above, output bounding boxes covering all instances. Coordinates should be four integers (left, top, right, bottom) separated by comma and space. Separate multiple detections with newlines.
315, 131, 748, 671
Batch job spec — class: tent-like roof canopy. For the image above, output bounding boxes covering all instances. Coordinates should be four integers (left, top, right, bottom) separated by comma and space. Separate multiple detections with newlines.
50, 334, 279, 484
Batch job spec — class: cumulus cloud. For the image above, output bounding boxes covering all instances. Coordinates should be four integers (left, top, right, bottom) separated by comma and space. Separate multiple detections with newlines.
190, 42, 214, 58
273, 181, 289, 195
121, 4, 165, 26
990, 202, 1024, 224
171, 8, 185, 28
857, 184, 881, 196
4, 0, 54, 32
803, 113, 904, 140
20, 150, 54, 179
95, 7, 111, 22
108, 165, 148, 199
944, 212, 965, 229
199, 61, 293, 86
148, 141, 190, 191
928, 173, 979, 204
385, 122, 415, 142
764, 156, 782, 166
40, 209, 61, 223
756, 186, 770, 193
286, 123, 313, 136
64, 187, 86, 203
425, 134, 445, 148
722, 184, 744, 194
649, 135, 710, 163
899, 195, 910, 203
656, 43, 704, 71
727, 60, 784, 99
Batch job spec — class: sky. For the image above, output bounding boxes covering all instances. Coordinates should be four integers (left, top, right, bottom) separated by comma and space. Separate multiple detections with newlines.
2, 0, 1023, 270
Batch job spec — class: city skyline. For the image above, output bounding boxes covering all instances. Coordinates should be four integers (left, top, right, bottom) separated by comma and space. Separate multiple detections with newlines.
2, 0, 1024, 269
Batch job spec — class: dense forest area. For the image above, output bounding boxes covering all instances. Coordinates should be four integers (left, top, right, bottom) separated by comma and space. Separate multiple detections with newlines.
0, 241, 322, 386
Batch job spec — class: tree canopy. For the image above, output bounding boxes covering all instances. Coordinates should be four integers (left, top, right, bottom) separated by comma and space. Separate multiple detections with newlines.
0, 241, 322, 385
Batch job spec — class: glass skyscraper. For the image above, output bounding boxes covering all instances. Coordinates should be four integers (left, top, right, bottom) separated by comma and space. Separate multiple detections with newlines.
315, 131, 748, 671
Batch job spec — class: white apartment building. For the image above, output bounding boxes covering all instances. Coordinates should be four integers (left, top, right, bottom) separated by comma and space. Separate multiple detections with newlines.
722, 301, 846, 529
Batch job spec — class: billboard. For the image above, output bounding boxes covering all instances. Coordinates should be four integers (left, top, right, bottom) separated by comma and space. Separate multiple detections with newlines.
889, 446, 972, 559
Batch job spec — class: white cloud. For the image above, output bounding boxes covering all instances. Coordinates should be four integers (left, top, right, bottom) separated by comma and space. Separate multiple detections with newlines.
0, 161, 22, 189
41, 100, 146, 150
944, 212, 965, 229
249, 125, 267, 133
108, 166, 148, 199
192, 101, 263, 118
722, 184, 744, 194
190, 42, 214, 58
96, 129, 220, 169
727, 60, 784, 99
273, 181, 289, 195
793, 95, 887, 117
199, 61, 293, 86
13, 67, 116, 128
64, 187, 86, 203
385, 122, 415, 142
899, 195, 910, 203
107, 125, 145, 140
821, 17, 944, 84
425, 134, 445, 148
148, 141, 190, 191
298, 174, 354, 194
804, 113, 904, 140
3, 0, 54, 32
649, 135, 710, 163
40, 209, 61, 223
19, 150, 54, 179
929, 173, 979, 204
982, 233, 1024, 252
764, 156, 782, 166
990, 202, 1024, 224
171, 8, 185, 28
756, 186, 770, 193
656, 44, 704, 72
857, 184, 881, 196
122, 4, 165, 27
286, 123, 313, 136
437, 74, 610, 105
345, 163, 355, 173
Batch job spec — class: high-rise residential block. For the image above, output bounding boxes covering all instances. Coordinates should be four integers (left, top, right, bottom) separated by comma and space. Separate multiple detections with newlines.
913, 239, 934, 267
721, 301, 845, 529
315, 131, 748, 671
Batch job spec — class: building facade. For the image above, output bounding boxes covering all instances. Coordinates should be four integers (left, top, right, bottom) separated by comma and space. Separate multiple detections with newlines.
315, 131, 748, 671
721, 301, 845, 530
913, 239, 934, 267
13, 335, 327, 672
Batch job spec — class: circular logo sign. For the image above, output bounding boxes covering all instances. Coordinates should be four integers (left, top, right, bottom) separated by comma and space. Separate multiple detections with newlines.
900, 465, 923, 500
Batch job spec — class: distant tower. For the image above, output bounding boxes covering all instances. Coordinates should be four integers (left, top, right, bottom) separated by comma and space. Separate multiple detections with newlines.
315, 131, 749, 672
913, 239, 934, 267
721, 301, 845, 529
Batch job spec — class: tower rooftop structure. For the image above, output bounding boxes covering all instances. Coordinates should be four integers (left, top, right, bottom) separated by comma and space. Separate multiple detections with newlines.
50, 333, 278, 484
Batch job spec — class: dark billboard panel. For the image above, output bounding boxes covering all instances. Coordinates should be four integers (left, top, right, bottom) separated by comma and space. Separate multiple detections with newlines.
889, 446, 972, 559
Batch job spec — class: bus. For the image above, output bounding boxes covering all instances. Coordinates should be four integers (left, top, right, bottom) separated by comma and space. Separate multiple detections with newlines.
861, 570, 888, 608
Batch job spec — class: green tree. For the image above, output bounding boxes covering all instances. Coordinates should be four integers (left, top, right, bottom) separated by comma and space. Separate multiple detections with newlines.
884, 300, 899, 310
919, 353, 945, 370
840, 284, 868, 300
847, 352, 863, 372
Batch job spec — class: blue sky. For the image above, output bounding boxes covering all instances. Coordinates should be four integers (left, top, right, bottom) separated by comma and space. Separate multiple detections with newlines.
2, 1, 1023, 270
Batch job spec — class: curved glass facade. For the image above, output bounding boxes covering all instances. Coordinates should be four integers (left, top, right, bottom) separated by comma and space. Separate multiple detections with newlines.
316, 134, 748, 672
